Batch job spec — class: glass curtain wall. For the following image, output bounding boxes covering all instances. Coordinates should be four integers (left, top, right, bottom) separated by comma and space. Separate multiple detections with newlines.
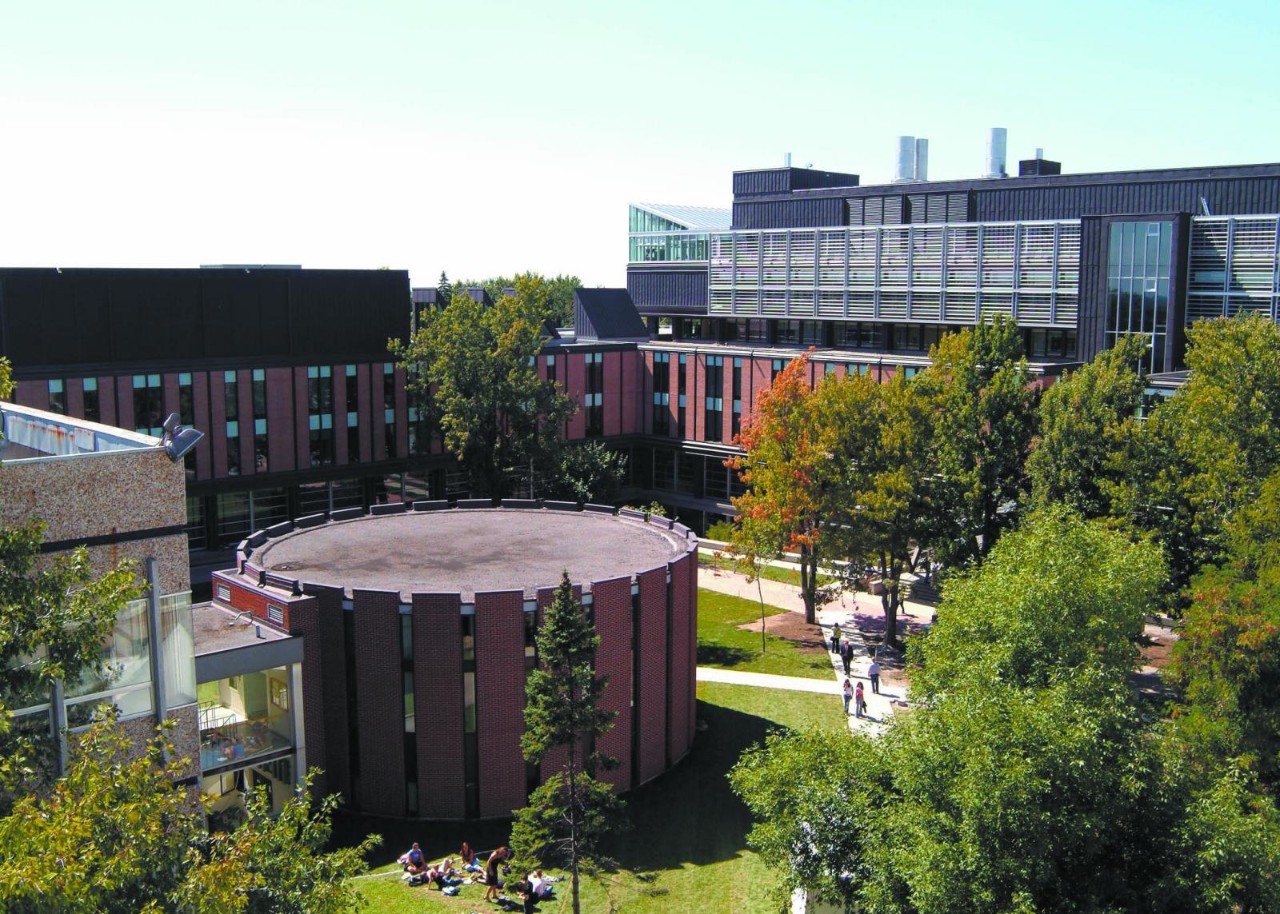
1106, 221, 1173, 373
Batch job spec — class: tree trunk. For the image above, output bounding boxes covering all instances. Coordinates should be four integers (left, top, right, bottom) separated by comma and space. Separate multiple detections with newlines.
569, 741, 581, 914
799, 544, 818, 625
880, 552, 900, 649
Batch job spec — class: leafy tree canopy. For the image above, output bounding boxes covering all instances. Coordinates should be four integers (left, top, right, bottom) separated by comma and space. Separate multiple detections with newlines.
454, 272, 581, 327
0, 719, 377, 914
916, 506, 1164, 698
915, 315, 1038, 568
734, 509, 1280, 914
1028, 334, 1147, 517
391, 273, 574, 497
1111, 314, 1280, 593
728, 353, 843, 624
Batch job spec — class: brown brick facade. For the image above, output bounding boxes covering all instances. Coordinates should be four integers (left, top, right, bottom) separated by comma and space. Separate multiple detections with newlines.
214, 512, 697, 820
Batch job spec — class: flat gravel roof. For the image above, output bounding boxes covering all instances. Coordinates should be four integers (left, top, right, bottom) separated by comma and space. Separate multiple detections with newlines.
252, 509, 689, 599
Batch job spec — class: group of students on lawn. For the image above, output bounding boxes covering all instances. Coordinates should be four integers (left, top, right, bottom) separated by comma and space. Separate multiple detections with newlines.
400, 840, 555, 910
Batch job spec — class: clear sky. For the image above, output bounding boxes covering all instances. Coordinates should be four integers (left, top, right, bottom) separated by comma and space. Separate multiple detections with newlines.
1, 0, 1277, 289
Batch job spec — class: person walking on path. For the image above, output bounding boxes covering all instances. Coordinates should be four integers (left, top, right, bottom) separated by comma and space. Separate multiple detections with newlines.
840, 637, 853, 676
868, 659, 881, 694
842, 677, 853, 716
830, 623, 842, 653
855, 680, 866, 718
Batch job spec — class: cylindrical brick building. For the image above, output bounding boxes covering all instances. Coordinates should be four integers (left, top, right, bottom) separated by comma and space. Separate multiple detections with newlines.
210, 501, 698, 820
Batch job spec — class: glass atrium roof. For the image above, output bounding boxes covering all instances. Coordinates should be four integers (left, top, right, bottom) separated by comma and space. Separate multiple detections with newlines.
631, 203, 731, 231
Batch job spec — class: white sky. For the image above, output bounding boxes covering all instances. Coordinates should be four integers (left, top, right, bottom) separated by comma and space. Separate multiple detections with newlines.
2, 0, 1278, 289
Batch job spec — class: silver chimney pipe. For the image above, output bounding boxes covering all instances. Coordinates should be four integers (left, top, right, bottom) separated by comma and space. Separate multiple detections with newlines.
914, 138, 929, 181
985, 127, 1008, 178
894, 135, 916, 182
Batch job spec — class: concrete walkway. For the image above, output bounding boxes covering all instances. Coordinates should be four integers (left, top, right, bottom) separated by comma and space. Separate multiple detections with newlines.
696, 667, 842, 694
697, 563, 926, 734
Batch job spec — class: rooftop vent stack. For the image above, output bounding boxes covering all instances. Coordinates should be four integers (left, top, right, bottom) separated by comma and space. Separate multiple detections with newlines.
1035, 147, 1044, 159
894, 135, 916, 183
985, 127, 1008, 178
785, 152, 792, 167
914, 137, 929, 181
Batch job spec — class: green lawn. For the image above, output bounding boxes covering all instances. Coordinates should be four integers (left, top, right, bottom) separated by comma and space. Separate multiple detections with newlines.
698, 551, 838, 590
350, 683, 846, 913
696, 588, 834, 680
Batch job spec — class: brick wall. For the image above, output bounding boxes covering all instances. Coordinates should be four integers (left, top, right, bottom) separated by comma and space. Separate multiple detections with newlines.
635, 566, 669, 785
293, 584, 352, 800
536, 585, 570, 785
474, 590, 528, 817
590, 576, 634, 791
413, 592, 466, 819
351, 589, 406, 816
668, 554, 695, 764
212, 572, 303, 631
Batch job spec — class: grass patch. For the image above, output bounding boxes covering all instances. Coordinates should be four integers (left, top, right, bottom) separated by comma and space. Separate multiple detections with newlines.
697, 588, 833, 680
698, 551, 838, 589
350, 683, 845, 913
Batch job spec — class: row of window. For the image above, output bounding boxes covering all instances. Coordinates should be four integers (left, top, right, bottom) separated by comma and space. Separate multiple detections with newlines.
39, 365, 399, 477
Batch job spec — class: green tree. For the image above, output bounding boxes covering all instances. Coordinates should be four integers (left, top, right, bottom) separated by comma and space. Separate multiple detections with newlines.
1111, 314, 1280, 593
727, 354, 841, 625
733, 509, 1280, 914
0, 719, 377, 914
391, 274, 574, 498
916, 316, 1038, 568
0, 521, 141, 801
0, 357, 12, 401
456, 272, 582, 327
436, 270, 453, 306
543, 440, 628, 505
822, 369, 932, 649
1027, 334, 1147, 516
1166, 467, 1280, 789
513, 573, 623, 914
915, 507, 1162, 698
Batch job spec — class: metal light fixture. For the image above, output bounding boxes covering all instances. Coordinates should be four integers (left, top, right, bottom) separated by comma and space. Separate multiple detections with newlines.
160, 412, 204, 462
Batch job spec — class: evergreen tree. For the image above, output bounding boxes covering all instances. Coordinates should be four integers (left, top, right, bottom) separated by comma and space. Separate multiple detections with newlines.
436, 270, 453, 306
513, 573, 622, 914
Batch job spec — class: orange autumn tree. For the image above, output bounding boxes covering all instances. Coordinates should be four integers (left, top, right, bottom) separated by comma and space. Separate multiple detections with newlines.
727, 353, 841, 625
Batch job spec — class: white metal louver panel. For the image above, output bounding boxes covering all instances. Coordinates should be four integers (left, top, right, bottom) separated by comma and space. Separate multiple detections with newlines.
708, 289, 734, 315
943, 291, 976, 323
945, 225, 980, 292
1188, 221, 1229, 294
980, 291, 1013, 319
848, 229, 878, 287
847, 288, 876, 319
910, 290, 942, 321
761, 289, 788, 316
1053, 291, 1078, 327
1019, 224, 1055, 288
817, 230, 846, 287
1015, 292, 1053, 325
789, 232, 817, 293
879, 227, 910, 288
1228, 218, 1277, 294
879, 290, 908, 320
818, 289, 845, 318
1055, 223, 1081, 293
981, 225, 1016, 289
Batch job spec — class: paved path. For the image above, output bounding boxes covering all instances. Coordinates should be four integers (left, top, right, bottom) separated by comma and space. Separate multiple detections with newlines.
697, 564, 921, 734
696, 667, 842, 693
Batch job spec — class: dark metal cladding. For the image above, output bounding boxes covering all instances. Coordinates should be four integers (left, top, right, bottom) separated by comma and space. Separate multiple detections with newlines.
732, 197, 847, 229
731, 163, 1280, 228
627, 266, 709, 315
732, 167, 860, 198
0, 267, 412, 374
573, 288, 648, 340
